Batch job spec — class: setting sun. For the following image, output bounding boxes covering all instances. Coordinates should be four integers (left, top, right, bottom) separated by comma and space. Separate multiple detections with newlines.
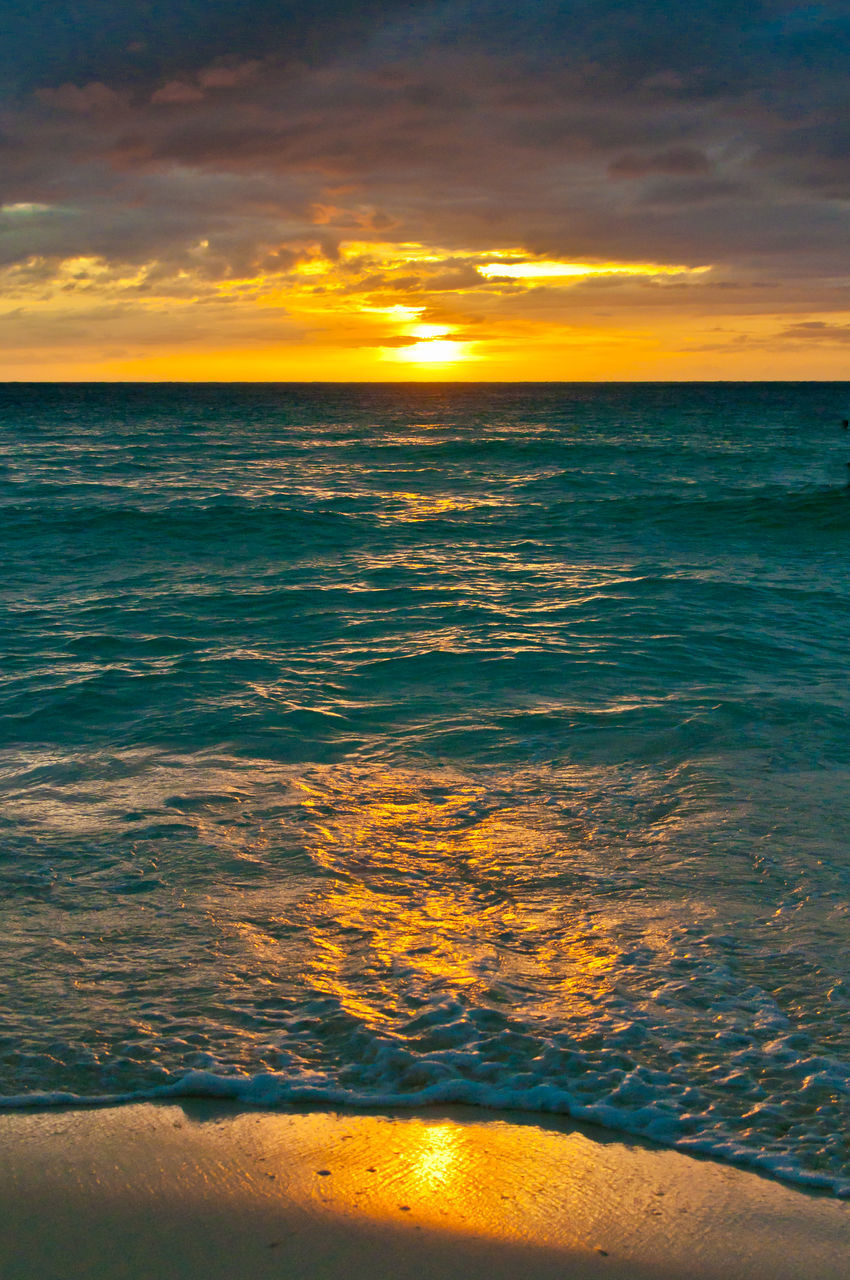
394, 339, 470, 364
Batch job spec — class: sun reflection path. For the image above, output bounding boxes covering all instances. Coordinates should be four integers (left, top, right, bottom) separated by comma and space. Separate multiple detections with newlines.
381, 491, 488, 522
246, 1108, 634, 1253
410, 1121, 461, 1189
279, 769, 618, 1042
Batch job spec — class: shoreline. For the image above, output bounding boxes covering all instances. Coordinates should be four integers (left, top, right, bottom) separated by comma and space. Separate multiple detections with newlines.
2, 1102, 847, 1279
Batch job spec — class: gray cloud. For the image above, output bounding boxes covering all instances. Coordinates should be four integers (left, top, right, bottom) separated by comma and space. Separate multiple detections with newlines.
0, 1, 846, 333
609, 148, 713, 179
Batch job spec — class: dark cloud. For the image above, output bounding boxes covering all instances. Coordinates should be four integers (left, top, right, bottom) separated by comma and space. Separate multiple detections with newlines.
609, 148, 712, 179
0, 2, 431, 95
780, 321, 850, 344
0, 0, 847, 345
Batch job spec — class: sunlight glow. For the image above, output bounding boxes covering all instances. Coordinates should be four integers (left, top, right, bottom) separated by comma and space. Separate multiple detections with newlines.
411, 1124, 461, 1188
280, 767, 619, 1035
1, 202, 53, 216
17, 235, 831, 382
394, 339, 469, 364
409, 324, 451, 340
478, 260, 710, 281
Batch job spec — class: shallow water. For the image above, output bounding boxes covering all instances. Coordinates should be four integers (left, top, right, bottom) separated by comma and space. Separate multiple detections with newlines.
2, 382, 849, 1194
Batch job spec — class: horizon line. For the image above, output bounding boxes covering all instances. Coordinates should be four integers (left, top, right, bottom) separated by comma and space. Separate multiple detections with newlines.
2, 378, 849, 387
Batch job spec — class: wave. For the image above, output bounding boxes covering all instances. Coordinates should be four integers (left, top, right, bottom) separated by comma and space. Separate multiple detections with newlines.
4, 385, 850, 1210
2, 1067, 848, 1199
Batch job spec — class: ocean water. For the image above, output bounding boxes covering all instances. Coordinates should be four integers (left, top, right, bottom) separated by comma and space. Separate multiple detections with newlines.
2, 382, 850, 1195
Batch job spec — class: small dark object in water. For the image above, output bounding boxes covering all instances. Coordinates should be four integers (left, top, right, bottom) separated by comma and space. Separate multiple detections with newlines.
843, 419, 849, 429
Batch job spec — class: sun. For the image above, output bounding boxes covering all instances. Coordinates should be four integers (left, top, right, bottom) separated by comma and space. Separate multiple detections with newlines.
396, 338, 468, 364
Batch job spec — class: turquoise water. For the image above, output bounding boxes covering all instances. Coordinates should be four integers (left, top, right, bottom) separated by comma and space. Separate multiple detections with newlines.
2, 382, 849, 1194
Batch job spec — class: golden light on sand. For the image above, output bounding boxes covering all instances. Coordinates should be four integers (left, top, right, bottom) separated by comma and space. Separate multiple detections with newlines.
410, 1123, 461, 1189
5, 1104, 848, 1279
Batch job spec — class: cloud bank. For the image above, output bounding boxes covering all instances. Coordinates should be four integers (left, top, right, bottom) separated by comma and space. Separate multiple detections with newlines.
1, 1, 848, 377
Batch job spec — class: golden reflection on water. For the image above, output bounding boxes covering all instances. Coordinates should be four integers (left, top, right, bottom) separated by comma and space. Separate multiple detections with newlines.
274, 769, 618, 1029
382, 491, 508, 522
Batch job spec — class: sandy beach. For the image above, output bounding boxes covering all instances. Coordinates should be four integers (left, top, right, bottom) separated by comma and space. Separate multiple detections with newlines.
2, 1103, 847, 1280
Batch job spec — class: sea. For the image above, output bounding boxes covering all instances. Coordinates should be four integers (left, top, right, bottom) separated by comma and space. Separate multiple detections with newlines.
2, 382, 849, 1196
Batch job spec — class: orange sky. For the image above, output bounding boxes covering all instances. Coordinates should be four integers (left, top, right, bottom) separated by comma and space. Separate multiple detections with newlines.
3, 235, 849, 380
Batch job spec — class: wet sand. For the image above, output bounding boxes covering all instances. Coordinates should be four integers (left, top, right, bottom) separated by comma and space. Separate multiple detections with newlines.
2, 1102, 847, 1280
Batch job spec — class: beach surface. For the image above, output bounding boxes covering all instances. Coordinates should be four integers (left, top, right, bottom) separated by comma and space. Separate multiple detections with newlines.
2, 1103, 847, 1280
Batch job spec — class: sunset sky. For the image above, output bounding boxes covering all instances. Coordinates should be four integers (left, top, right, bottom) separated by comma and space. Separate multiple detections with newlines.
2, 1, 849, 380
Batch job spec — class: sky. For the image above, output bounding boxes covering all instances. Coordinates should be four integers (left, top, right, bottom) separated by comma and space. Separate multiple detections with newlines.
1, 1, 849, 380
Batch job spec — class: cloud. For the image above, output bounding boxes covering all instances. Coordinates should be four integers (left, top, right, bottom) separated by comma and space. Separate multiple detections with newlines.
1, 2, 848, 375
151, 80, 205, 106
150, 59, 262, 104
36, 81, 128, 114
197, 61, 261, 90
779, 321, 850, 344
609, 148, 712, 179
0, 1, 427, 94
